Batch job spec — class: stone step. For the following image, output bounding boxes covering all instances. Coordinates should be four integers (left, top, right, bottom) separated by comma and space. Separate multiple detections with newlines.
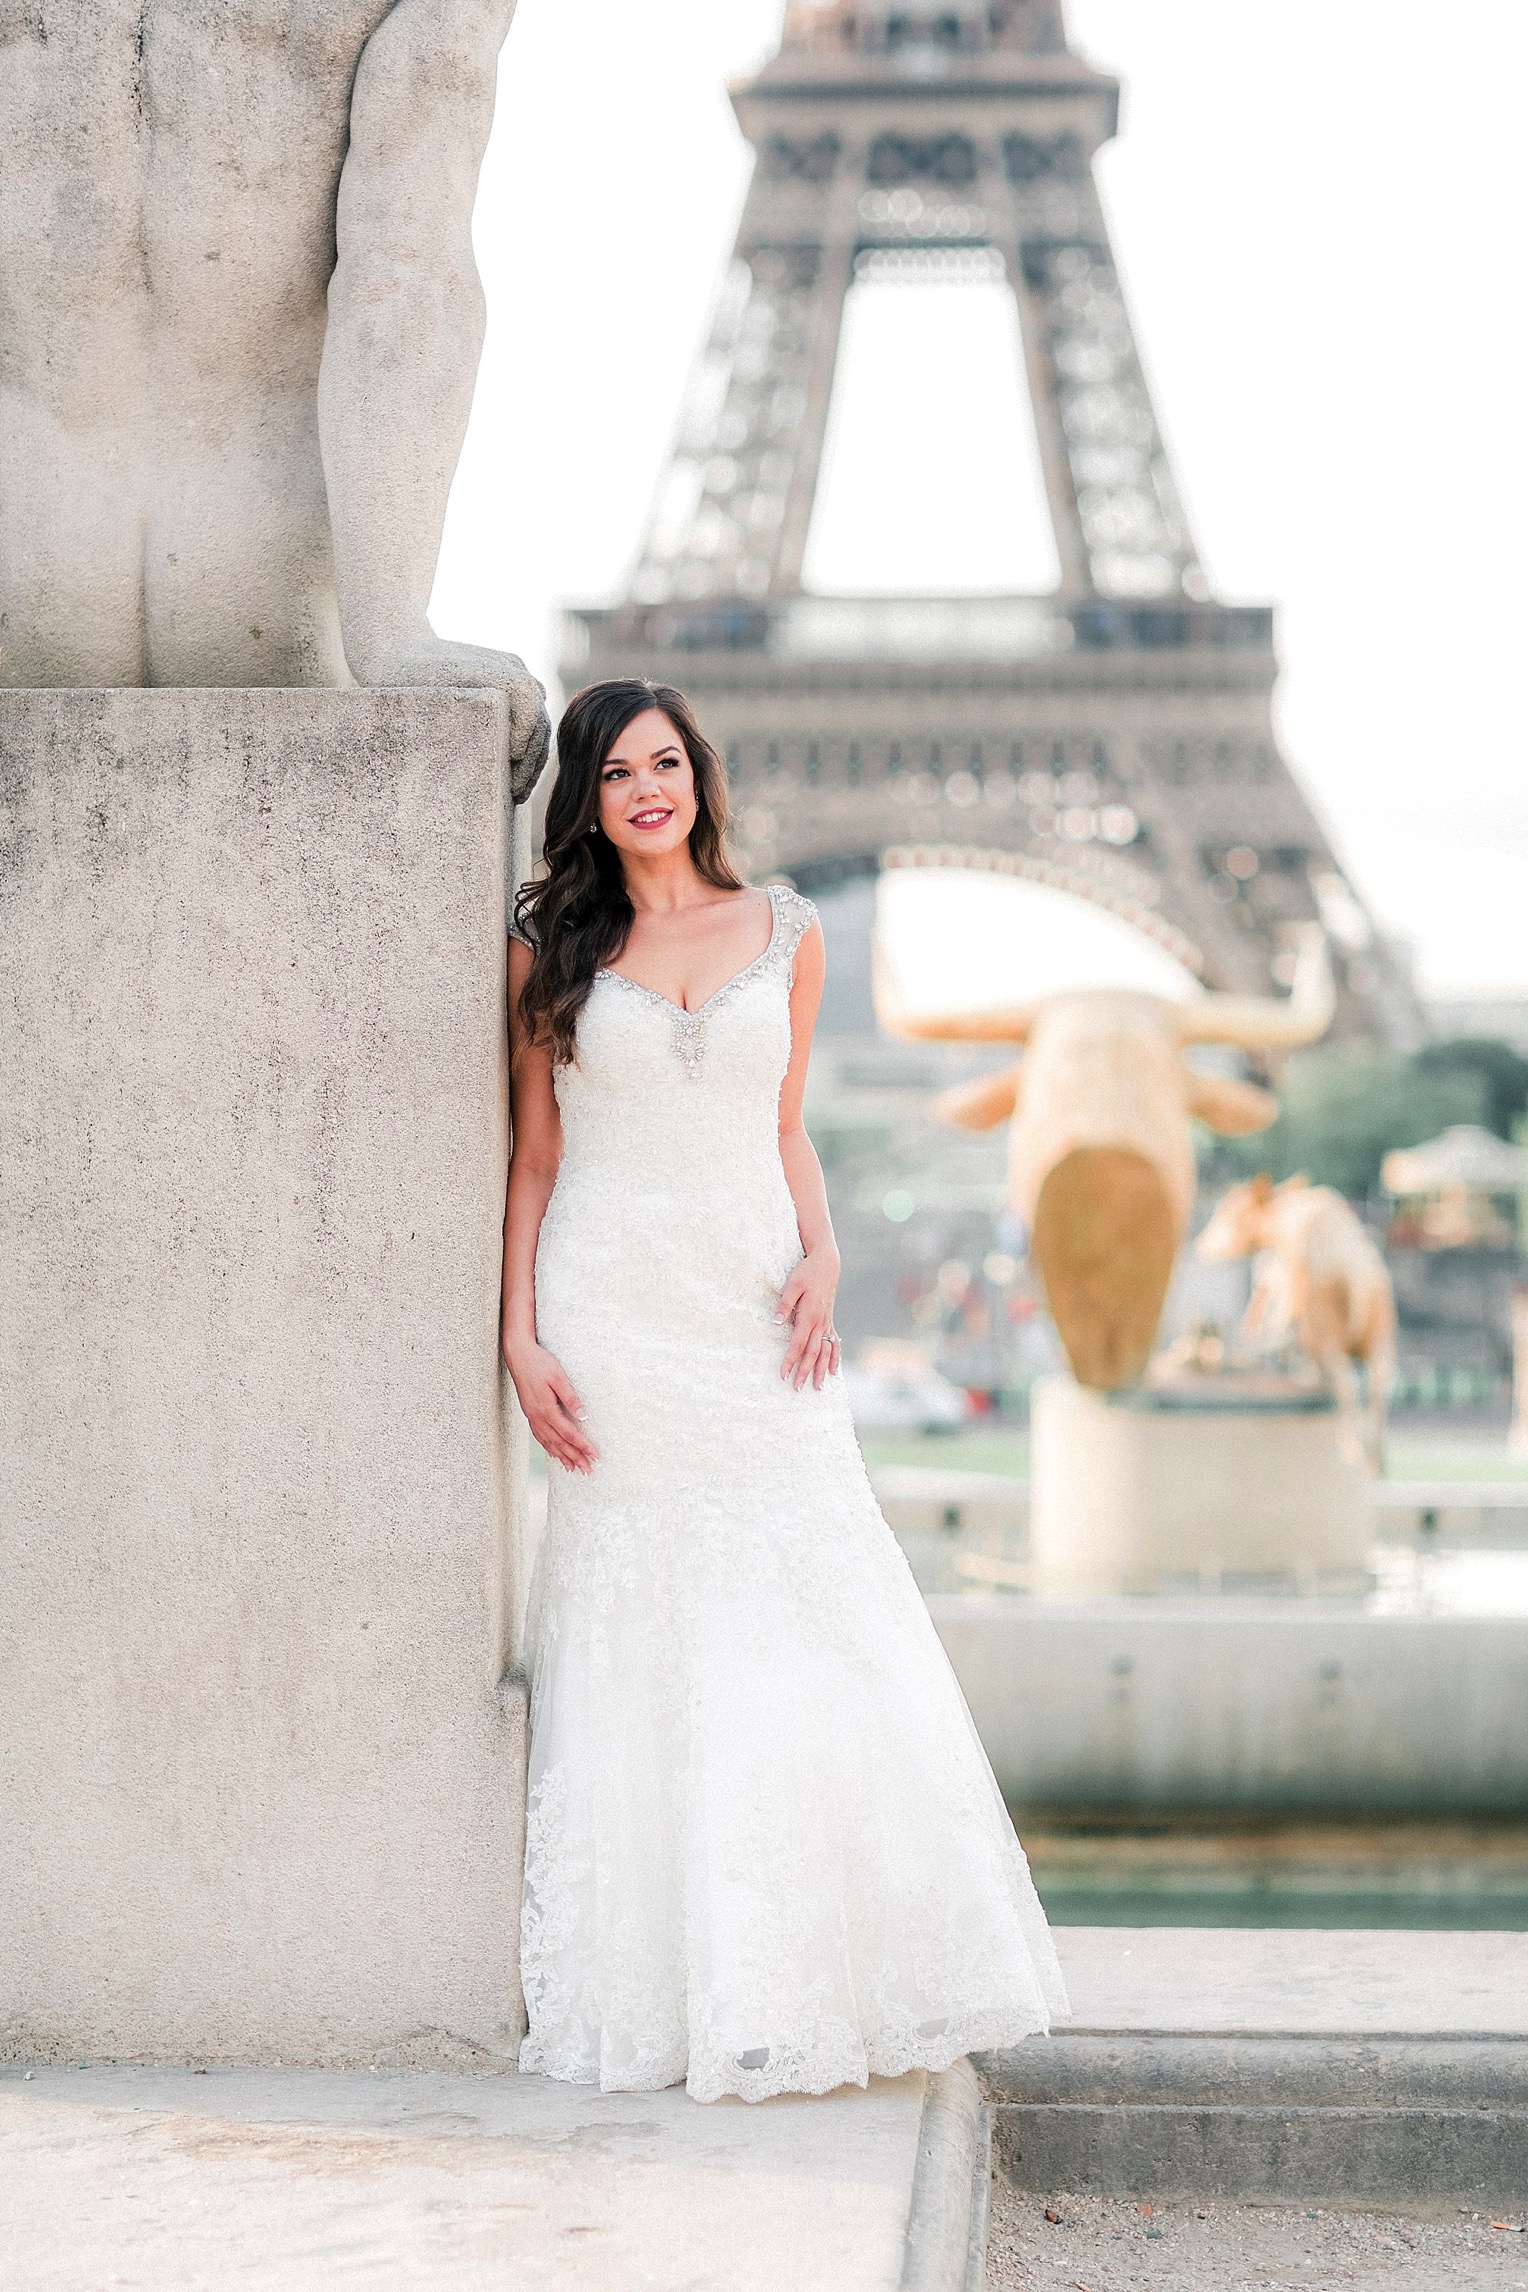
982, 1928, 1528, 2207
0, 2060, 988, 2292
979, 2035, 1528, 2206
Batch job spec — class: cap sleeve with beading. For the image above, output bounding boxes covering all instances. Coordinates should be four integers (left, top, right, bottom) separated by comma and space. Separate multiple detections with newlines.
769, 884, 819, 976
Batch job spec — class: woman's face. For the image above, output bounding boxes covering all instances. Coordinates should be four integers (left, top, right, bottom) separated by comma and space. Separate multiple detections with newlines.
596, 709, 699, 861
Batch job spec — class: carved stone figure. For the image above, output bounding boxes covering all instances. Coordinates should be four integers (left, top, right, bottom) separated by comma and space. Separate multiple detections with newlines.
0, 0, 548, 794
878, 927, 1334, 1389
1197, 1173, 1398, 1470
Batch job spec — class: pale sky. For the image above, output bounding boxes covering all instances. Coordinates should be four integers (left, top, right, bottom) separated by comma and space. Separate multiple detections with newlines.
433, 0, 1528, 998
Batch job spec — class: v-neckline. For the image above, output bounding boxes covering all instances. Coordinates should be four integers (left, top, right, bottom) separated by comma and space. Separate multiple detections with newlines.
597, 888, 780, 1020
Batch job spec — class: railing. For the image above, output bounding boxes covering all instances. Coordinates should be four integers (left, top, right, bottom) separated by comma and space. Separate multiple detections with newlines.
567, 594, 1275, 664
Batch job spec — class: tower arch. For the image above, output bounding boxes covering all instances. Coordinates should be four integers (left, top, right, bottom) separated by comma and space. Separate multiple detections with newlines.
567, 0, 1421, 1046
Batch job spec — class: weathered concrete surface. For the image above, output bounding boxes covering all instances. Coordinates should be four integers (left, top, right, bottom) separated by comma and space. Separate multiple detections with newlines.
0, 687, 528, 2066
989, 2035, 1528, 2108
1050, 1926, 1528, 2038
0, 2065, 934, 2292
930, 1595, 1528, 1815
1030, 1375, 1371, 1599
985, 2036, 1528, 2206
0, 1, 548, 789
902, 2058, 987, 2292
984, 1929, 1528, 2206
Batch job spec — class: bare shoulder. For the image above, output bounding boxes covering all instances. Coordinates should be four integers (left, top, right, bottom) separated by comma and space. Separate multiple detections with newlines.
726, 885, 776, 922
709, 884, 776, 950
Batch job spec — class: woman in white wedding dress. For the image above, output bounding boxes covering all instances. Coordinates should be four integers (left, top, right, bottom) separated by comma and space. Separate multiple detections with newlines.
502, 679, 1067, 2103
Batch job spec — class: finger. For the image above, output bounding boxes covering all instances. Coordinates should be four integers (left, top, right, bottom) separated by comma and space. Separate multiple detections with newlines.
774, 1281, 805, 1326
552, 1399, 593, 1446
795, 1327, 827, 1391
545, 1435, 594, 1474
531, 1410, 572, 1459
536, 1405, 597, 1471
547, 1399, 596, 1466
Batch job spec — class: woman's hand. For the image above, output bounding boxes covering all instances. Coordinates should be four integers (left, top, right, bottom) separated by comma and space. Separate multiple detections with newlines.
776, 1247, 843, 1391
505, 1339, 598, 1474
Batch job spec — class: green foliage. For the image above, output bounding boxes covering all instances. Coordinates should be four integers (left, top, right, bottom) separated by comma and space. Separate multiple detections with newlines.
1410, 1037, 1528, 1140
1218, 1043, 1490, 1200
805, 1115, 893, 1172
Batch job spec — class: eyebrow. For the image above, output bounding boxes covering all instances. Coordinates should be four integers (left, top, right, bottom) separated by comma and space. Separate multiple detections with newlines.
603, 744, 685, 767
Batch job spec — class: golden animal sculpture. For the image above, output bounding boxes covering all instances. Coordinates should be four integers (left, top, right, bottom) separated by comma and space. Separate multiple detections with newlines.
1197, 1173, 1398, 1469
876, 926, 1335, 1390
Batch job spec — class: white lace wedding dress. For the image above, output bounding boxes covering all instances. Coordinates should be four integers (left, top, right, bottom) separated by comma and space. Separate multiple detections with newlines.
518, 881, 1068, 2102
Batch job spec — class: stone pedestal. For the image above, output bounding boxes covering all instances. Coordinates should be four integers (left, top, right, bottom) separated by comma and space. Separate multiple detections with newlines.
1030, 1374, 1370, 1598
0, 688, 529, 2066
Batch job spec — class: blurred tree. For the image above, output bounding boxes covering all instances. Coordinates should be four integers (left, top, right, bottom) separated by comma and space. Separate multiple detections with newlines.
1209, 1044, 1492, 1200
1409, 1037, 1528, 1139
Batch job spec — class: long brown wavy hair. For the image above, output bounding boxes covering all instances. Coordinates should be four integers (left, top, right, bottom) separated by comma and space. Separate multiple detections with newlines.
514, 679, 745, 1067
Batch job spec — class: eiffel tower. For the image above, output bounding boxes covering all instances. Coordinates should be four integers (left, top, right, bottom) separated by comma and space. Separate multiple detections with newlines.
565, 0, 1418, 1044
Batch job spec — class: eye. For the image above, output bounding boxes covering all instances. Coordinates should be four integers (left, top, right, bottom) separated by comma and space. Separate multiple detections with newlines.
601, 765, 629, 782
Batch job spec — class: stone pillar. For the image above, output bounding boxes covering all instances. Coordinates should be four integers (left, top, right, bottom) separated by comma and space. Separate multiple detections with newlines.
0, 688, 528, 2067
1030, 1374, 1371, 1598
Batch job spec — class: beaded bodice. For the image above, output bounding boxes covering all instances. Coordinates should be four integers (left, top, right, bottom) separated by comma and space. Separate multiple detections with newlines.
588, 883, 815, 1083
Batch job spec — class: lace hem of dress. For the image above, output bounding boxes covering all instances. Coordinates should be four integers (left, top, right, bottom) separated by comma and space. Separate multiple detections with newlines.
519, 2000, 1051, 2104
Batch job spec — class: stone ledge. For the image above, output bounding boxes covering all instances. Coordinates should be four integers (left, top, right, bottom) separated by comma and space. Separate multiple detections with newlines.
929, 1599, 1528, 1814
0, 2063, 966, 2292
981, 2034, 1528, 2110
901, 2060, 989, 2292
985, 2087, 1528, 2207
982, 2030, 1528, 2205
979, 1930, 1528, 2205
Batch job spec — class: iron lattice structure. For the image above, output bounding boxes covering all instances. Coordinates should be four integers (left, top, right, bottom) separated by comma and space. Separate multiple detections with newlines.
566, 0, 1417, 1040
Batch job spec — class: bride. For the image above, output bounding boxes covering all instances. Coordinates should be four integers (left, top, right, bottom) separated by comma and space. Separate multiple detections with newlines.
502, 677, 1067, 2102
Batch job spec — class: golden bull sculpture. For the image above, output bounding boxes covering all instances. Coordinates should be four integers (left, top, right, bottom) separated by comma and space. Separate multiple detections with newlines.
1196, 1172, 1397, 1470
877, 925, 1335, 1390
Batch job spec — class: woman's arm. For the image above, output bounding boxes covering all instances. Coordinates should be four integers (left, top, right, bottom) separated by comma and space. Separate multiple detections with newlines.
774, 920, 843, 1392
502, 938, 598, 1473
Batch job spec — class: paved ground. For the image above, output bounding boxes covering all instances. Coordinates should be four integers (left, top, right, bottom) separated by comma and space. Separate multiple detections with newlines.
0, 2064, 929, 2292
987, 2183, 1528, 2290
8, 1934, 1524, 2288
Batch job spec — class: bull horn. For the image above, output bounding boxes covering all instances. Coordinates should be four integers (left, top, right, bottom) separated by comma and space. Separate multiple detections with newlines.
872, 935, 1039, 1044
894, 1004, 1041, 1045
1176, 924, 1335, 1051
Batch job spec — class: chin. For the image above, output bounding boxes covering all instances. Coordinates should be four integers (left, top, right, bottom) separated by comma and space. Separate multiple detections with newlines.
618, 827, 690, 856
